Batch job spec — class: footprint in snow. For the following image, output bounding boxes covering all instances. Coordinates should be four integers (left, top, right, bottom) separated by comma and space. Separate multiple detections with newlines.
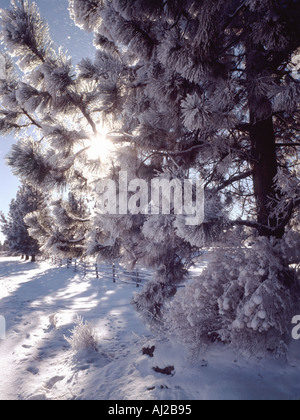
27, 366, 39, 375
27, 394, 47, 400
22, 344, 32, 349
44, 376, 65, 390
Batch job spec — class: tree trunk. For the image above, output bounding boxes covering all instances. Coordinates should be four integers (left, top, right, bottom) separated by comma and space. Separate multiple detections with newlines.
246, 46, 284, 239
249, 115, 284, 238
25, 255, 29, 261
31, 255, 36, 263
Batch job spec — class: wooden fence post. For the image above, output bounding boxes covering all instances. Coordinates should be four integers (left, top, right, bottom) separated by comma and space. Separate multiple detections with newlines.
67, 258, 72, 269
112, 263, 116, 283
136, 270, 140, 288
83, 261, 87, 277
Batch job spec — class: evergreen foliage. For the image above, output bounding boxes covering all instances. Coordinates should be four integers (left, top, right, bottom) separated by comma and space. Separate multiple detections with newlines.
0, 183, 44, 260
25, 192, 90, 258
165, 238, 299, 359
0, 0, 299, 356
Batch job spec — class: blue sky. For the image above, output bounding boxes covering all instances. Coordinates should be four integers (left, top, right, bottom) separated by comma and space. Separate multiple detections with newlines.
0, 0, 94, 241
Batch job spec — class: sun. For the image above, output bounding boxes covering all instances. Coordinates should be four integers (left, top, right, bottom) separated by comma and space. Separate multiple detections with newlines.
86, 129, 116, 162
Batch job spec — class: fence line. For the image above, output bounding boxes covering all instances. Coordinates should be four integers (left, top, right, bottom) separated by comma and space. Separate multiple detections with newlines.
48, 256, 152, 287
37, 255, 189, 289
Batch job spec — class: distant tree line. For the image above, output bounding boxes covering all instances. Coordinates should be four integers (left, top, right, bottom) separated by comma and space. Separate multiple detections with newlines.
0, 240, 9, 252
0, 183, 44, 262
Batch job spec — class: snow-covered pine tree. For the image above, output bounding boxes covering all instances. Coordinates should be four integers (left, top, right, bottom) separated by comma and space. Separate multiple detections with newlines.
164, 237, 300, 359
25, 192, 90, 259
0, 240, 9, 252
0, 183, 45, 261
0, 0, 104, 258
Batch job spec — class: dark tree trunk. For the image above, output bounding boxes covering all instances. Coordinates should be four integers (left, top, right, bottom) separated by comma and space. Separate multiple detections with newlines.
25, 255, 29, 261
246, 46, 284, 239
249, 115, 284, 238
31, 255, 36, 263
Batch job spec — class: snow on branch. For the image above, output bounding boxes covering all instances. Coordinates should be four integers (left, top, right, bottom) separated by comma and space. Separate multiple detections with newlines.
68, 0, 102, 32
215, 170, 253, 192
0, 0, 54, 71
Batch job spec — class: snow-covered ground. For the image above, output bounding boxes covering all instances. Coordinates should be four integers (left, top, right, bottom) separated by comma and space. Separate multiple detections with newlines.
0, 256, 300, 401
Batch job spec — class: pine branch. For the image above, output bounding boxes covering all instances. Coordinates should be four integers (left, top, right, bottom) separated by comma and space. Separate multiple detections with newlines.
3, 122, 31, 130
67, 215, 90, 223
21, 108, 42, 129
232, 196, 300, 233
140, 143, 205, 165
276, 143, 300, 147
67, 237, 85, 244
78, 103, 98, 135
216, 170, 253, 191
66, 92, 98, 135
175, 143, 204, 156
230, 219, 264, 230
228, 0, 248, 20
